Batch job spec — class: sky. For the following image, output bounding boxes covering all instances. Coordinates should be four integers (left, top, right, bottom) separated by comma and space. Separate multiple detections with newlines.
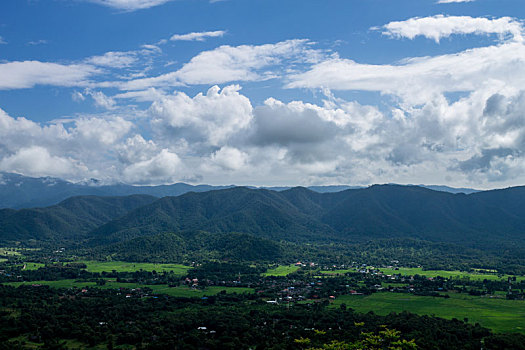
1, 0, 525, 188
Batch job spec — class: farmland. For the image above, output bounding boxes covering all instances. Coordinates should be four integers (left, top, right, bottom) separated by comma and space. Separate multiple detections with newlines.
261, 264, 300, 276
379, 267, 525, 282
4, 280, 254, 297
79, 260, 190, 275
331, 292, 525, 334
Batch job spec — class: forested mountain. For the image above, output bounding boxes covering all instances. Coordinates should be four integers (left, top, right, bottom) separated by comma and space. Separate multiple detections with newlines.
90, 187, 336, 244
0, 195, 157, 242
88, 185, 525, 248
1, 184, 524, 250
0, 172, 232, 209
0, 172, 476, 209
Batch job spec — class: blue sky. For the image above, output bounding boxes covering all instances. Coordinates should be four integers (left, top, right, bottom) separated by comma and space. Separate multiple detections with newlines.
1, 0, 525, 188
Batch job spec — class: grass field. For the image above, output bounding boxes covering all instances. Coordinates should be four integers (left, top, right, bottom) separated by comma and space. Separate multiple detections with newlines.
379, 267, 525, 282
79, 261, 191, 275
331, 292, 525, 334
3, 279, 254, 297
262, 265, 300, 276
23, 263, 46, 270
320, 269, 356, 275
0, 248, 22, 256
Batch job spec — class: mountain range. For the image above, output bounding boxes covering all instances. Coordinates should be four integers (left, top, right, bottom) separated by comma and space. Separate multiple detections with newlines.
0, 172, 481, 209
1, 184, 523, 253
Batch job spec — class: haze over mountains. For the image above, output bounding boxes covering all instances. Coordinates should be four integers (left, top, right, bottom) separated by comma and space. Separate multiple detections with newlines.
0, 172, 477, 209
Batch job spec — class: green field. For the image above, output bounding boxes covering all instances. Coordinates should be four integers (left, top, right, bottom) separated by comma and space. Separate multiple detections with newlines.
332, 292, 525, 333
0, 249, 21, 256
379, 267, 525, 282
23, 263, 46, 270
262, 265, 300, 276
3, 280, 254, 297
320, 269, 356, 275
79, 261, 191, 275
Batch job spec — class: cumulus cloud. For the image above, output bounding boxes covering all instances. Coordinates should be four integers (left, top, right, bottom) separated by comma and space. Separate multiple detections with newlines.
85, 0, 172, 11
117, 134, 159, 164
3, 77, 525, 187
0, 146, 88, 178
0, 61, 98, 90
380, 15, 523, 42
122, 39, 324, 90
0, 108, 134, 181
149, 85, 253, 147
122, 149, 181, 183
210, 146, 248, 170
170, 30, 226, 41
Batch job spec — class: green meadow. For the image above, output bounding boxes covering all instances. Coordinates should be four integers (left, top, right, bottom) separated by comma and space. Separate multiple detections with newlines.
262, 264, 300, 276
4, 280, 254, 297
23, 263, 46, 270
79, 261, 191, 275
379, 267, 525, 282
320, 269, 356, 275
331, 292, 525, 334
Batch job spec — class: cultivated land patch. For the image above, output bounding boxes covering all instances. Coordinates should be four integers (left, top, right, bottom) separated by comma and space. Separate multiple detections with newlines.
379, 267, 525, 282
79, 261, 191, 275
331, 292, 525, 334
3, 280, 254, 297
262, 265, 300, 276
22, 263, 45, 270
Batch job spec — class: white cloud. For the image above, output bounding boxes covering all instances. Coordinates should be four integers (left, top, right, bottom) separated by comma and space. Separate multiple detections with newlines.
122, 39, 324, 90
72, 91, 86, 102
437, 0, 475, 3
0, 61, 98, 90
113, 88, 166, 102
287, 41, 525, 104
170, 30, 226, 42
380, 15, 523, 42
3, 78, 525, 187
73, 116, 132, 145
0, 108, 133, 181
117, 134, 159, 164
0, 146, 88, 178
122, 149, 181, 183
84, 89, 117, 109
150, 85, 253, 147
0, 36, 7, 44
86, 51, 138, 68
27, 40, 48, 46
210, 146, 248, 170
85, 0, 172, 11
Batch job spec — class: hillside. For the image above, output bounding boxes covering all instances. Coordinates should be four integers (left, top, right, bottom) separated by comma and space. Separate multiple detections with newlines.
0, 195, 157, 242
89, 185, 525, 248
2, 185, 525, 250
0, 172, 477, 209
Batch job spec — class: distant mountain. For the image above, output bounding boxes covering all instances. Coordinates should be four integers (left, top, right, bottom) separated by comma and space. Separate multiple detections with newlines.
0, 172, 478, 209
85, 185, 525, 248
417, 185, 480, 195
0, 172, 233, 209
90, 187, 336, 244
0, 195, 157, 242
2, 184, 525, 251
